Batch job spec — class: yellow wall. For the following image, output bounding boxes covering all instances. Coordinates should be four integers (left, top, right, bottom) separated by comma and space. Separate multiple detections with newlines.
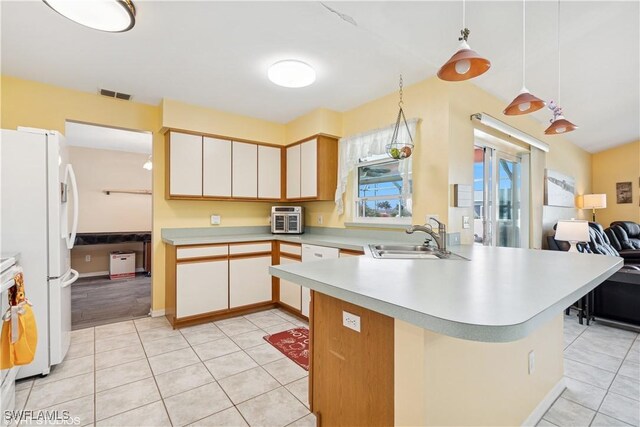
592, 141, 640, 227
285, 108, 342, 144
395, 315, 564, 426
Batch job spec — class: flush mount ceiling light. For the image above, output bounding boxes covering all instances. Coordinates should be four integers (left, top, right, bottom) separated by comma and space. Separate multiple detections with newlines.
504, 0, 545, 116
42, 0, 136, 32
438, 0, 491, 81
545, 0, 577, 135
268, 60, 316, 88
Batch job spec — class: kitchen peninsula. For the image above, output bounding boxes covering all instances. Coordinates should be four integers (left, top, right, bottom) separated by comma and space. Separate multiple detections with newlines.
269, 243, 622, 426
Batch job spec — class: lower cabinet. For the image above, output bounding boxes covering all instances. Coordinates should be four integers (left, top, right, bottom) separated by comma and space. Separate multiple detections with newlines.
278, 257, 302, 310
229, 256, 273, 308
176, 259, 228, 318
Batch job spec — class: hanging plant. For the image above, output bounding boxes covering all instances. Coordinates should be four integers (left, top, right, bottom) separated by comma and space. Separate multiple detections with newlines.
385, 75, 414, 160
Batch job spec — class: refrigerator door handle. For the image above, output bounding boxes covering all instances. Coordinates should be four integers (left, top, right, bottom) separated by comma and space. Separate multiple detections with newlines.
60, 269, 79, 288
64, 164, 79, 249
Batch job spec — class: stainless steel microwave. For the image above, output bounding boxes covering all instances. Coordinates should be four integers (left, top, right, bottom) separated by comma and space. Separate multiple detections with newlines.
271, 206, 304, 234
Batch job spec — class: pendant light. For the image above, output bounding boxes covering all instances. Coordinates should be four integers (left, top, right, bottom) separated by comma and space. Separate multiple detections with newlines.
545, 0, 577, 135
438, 0, 491, 82
42, 0, 136, 32
504, 0, 545, 115
386, 75, 414, 160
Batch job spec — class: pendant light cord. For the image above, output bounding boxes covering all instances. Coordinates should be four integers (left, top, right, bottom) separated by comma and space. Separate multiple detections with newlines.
522, 0, 526, 86
557, 0, 561, 105
462, 0, 466, 29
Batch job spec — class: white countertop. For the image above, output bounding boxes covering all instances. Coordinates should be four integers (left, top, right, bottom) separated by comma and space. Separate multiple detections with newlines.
270, 244, 622, 342
162, 228, 622, 342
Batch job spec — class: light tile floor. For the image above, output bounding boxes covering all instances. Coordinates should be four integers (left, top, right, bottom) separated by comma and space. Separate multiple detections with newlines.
540, 312, 640, 427
14, 309, 315, 427
13, 309, 640, 426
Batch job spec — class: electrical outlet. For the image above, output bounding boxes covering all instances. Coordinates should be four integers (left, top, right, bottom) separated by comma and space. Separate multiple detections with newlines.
528, 350, 535, 375
210, 215, 221, 225
317, 215, 323, 225
462, 216, 470, 229
85, 255, 91, 263
342, 311, 361, 332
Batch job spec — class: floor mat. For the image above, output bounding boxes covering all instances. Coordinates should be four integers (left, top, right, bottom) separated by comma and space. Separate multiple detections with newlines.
264, 327, 310, 370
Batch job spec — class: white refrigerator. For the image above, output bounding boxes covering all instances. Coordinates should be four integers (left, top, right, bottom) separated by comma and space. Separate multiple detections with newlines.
0, 127, 79, 378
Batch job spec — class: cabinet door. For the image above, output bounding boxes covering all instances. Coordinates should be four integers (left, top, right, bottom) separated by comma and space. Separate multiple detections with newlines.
300, 139, 318, 198
169, 132, 202, 197
301, 244, 339, 317
286, 144, 301, 199
258, 145, 281, 199
232, 142, 258, 198
203, 137, 231, 197
176, 260, 228, 318
278, 257, 301, 310
229, 256, 272, 308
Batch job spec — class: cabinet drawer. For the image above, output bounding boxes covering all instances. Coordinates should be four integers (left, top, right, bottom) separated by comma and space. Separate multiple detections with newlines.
177, 245, 228, 260
280, 243, 302, 256
229, 242, 272, 255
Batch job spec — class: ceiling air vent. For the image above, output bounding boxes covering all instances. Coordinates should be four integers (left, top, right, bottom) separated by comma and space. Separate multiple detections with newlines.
99, 88, 132, 101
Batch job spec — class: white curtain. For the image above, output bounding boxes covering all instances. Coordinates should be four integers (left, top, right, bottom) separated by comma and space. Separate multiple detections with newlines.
334, 118, 420, 215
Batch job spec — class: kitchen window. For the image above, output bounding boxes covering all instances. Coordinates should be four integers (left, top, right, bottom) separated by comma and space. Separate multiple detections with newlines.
353, 154, 412, 223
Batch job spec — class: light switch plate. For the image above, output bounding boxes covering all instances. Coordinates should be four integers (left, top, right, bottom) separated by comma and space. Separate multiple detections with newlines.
462, 216, 470, 229
210, 215, 221, 225
342, 311, 361, 332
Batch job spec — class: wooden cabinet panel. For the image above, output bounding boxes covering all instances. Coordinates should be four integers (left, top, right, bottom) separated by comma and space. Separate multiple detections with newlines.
229, 256, 272, 308
232, 141, 258, 198
278, 257, 302, 310
300, 139, 318, 198
169, 132, 202, 197
203, 137, 232, 197
258, 145, 281, 199
176, 260, 228, 318
286, 144, 301, 199
311, 292, 394, 426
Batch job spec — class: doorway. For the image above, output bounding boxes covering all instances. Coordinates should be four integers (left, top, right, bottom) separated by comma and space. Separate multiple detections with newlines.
65, 121, 153, 329
473, 134, 530, 248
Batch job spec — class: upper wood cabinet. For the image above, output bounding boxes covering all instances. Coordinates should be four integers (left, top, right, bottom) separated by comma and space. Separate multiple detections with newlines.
286, 135, 338, 201
168, 132, 203, 197
232, 141, 258, 198
203, 137, 232, 198
258, 145, 281, 199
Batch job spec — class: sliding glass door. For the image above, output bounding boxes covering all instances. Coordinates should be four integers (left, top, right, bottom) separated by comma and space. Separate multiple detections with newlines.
474, 146, 528, 248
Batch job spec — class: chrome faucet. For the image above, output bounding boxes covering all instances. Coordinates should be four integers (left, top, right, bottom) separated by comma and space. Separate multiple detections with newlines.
406, 217, 448, 253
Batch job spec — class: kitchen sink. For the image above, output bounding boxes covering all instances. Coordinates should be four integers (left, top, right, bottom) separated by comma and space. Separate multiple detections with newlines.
369, 244, 469, 261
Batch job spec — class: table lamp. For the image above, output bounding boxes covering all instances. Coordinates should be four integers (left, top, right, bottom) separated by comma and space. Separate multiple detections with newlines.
555, 220, 589, 253
580, 194, 607, 222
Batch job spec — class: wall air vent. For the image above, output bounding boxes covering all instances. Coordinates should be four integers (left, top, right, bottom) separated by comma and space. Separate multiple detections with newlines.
99, 89, 132, 101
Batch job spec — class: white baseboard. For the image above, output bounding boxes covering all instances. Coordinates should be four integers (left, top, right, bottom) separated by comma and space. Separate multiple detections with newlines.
150, 309, 165, 317
522, 377, 566, 426
78, 267, 146, 278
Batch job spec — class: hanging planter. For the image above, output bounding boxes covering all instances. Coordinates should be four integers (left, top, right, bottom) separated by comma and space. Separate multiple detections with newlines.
385, 75, 414, 160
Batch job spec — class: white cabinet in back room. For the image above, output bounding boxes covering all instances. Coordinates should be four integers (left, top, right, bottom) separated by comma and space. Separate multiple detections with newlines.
168, 132, 203, 197
232, 141, 258, 198
203, 137, 232, 197
301, 244, 339, 317
286, 144, 301, 199
176, 259, 228, 318
258, 145, 281, 199
229, 256, 272, 308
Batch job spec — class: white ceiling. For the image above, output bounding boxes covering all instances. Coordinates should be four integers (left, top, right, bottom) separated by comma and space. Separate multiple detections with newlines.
66, 121, 152, 154
1, 1, 638, 153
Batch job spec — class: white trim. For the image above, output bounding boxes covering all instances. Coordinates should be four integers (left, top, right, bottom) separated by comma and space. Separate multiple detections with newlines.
150, 309, 165, 317
78, 267, 146, 278
521, 377, 565, 426
471, 113, 550, 153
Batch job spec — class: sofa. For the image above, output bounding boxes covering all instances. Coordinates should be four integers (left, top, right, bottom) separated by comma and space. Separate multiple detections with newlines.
605, 221, 640, 265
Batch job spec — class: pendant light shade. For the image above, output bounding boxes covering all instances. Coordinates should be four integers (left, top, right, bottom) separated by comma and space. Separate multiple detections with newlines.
504, 88, 546, 115
545, 116, 578, 135
437, 39, 491, 82
42, 0, 136, 32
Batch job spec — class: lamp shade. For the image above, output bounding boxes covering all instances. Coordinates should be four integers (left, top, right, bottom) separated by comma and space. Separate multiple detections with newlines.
43, 0, 136, 32
582, 194, 607, 210
555, 220, 589, 243
504, 89, 546, 115
544, 116, 578, 135
437, 41, 491, 82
